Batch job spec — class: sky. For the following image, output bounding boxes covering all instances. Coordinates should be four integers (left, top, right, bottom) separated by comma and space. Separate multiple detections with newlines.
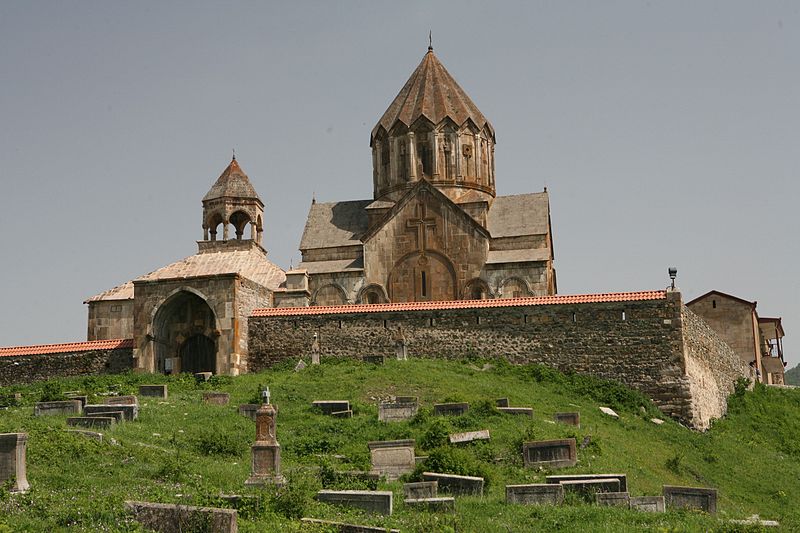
1, 2, 798, 367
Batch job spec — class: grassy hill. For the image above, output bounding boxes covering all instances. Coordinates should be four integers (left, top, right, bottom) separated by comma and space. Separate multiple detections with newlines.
1, 357, 799, 532
785, 364, 800, 386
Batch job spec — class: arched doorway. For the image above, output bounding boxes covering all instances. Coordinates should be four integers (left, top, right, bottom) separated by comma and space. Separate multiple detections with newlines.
152, 290, 217, 374
388, 252, 456, 302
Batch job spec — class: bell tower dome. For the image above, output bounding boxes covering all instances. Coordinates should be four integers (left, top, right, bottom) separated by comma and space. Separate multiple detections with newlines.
370, 46, 496, 204
201, 156, 264, 245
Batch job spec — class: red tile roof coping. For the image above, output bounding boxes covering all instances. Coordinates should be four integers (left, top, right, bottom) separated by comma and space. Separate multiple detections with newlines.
252, 290, 668, 317
0, 338, 134, 357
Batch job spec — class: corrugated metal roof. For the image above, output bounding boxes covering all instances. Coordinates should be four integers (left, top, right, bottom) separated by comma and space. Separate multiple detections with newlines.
252, 290, 667, 317
0, 338, 134, 357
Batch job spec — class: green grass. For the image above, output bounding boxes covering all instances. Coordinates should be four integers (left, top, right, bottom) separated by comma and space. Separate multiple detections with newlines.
1, 358, 798, 532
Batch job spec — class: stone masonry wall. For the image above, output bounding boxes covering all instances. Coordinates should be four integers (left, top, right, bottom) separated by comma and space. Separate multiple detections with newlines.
0, 348, 133, 386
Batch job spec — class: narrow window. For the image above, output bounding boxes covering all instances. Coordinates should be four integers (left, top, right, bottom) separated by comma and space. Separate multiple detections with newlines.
429, 317, 435, 327
712, 299, 717, 308
338, 320, 343, 329
524, 314, 529, 324
622, 310, 626, 321
572, 312, 577, 323
476, 315, 481, 325
383, 319, 388, 329
421, 271, 427, 297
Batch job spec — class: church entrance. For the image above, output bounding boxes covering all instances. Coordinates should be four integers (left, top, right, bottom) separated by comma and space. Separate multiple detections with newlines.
388, 252, 456, 302
152, 290, 217, 374
179, 334, 216, 374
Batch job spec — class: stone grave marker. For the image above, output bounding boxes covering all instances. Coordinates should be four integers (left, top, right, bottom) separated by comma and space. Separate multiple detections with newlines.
107, 395, 139, 406
238, 404, 259, 421
663, 485, 718, 514
404, 497, 455, 512
368, 439, 416, 480
498, 407, 533, 417
65, 394, 88, 408
378, 399, 418, 422
596, 491, 630, 507
85, 410, 125, 422
331, 409, 353, 418
67, 416, 115, 429
316, 490, 393, 515
522, 439, 577, 469
422, 472, 484, 496
546, 474, 628, 493
139, 385, 168, 399
125, 501, 237, 533
629, 495, 665, 513
194, 372, 213, 382
496, 398, 510, 408
294, 359, 307, 372
245, 403, 284, 486
66, 429, 104, 442
202, 392, 230, 405
85, 404, 138, 421
506, 484, 564, 505
449, 429, 490, 444
312, 400, 350, 415
0, 433, 29, 493
599, 406, 619, 419
300, 518, 399, 533
554, 412, 580, 427
433, 402, 469, 416
362, 354, 386, 365
560, 478, 621, 499
651, 418, 664, 425
34, 400, 82, 416
403, 481, 438, 500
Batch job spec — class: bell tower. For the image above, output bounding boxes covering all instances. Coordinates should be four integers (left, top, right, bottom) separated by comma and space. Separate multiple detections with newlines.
201, 156, 264, 245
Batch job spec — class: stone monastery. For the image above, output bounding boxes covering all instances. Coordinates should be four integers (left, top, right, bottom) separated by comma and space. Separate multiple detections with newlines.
0, 46, 787, 430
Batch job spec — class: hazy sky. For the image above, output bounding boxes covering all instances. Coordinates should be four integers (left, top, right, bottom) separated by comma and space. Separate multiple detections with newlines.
1, 2, 798, 367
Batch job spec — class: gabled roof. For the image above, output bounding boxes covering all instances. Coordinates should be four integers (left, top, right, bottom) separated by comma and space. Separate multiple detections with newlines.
299, 199, 372, 250
686, 290, 756, 308
251, 290, 667, 317
360, 179, 490, 245
84, 281, 134, 303
203, 157, 262, 203
372, 48, 494, 142
0, 338, 133, 357
487, 192, 550, 237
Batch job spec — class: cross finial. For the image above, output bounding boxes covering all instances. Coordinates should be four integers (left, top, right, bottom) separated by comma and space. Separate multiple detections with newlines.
428, 30, 433, 52
232, 148, 236, 161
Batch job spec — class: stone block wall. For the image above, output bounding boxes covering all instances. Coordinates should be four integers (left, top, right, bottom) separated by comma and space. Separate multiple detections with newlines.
0, 348, 133, 386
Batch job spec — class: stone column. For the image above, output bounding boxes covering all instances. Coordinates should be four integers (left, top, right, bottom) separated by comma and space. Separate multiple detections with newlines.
0, 433, 29, 493
408, 132, 417, 181
431, 131, 439, 179
245, 404, 284, 486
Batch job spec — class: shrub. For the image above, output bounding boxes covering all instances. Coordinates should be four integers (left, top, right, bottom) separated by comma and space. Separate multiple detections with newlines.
194, 429, 245, 457
413, 447, 492, 489
419, 418, 451, 450
38, 381, 65, 402
268, 470, 319, 519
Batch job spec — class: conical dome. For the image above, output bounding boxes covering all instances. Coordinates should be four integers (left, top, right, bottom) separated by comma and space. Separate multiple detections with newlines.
203, 157, 261, 202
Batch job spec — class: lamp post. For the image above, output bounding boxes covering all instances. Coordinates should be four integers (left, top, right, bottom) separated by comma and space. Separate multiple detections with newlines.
668, 267, 677, 290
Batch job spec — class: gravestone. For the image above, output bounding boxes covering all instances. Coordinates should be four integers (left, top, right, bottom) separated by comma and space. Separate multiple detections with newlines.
596, 491, 630, 507
139, 385, 168, 399
498, 407, 533, 417
85, 410, 124, 422
663, 485, 717, 514
506, 484, 564, 505
331, 409, 353, 418
378, 399, 418, 422
560, 478, 621, 499
316, 490, 393, 515
404, 497, 455, 512
599, 406, 619, 419
194, 372, 213, 382
67, 429, 104, 442
368, 439, 416, 480
495, 398, 510, 408
629, 495, 665, 513
422, 472, 484, 496
107, 395, 138, 406
554, 412, 580, 427
85, 404, 138, 421
125, 501, 237, 533
67, 416, 115, 429
294, 359, 307, 372
403, 481, 438, 500
312, 400, 350, 415
311, 334, 320, 365
0, 433, 29, 493
546, 474, 628, 493
238, 404, 259, 421
522, 439, 577, 468
300, 518, 399, 533
433, 402, 469, 416
362, 354, 385, 365
202, 392, 230, 405
34, 400, 82, 416
245, 403, 284, 486
449, 429, 490, 444
65, 394, 88, 408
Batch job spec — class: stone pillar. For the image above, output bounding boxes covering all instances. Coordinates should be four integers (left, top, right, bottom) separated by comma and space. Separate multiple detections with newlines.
203, 226, 209, 241
245, 404, 284, 486
0, 433, 29, 493
431, 131, 439, 179
408, 132, 417, 181
311, 333, 320, 365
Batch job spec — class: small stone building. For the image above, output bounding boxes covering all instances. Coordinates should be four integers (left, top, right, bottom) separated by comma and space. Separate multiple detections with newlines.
275, 46, 556, 307
85, 158, 285, 375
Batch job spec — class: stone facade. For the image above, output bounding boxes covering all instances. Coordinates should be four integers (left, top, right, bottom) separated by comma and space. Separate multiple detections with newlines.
249, 290, 747, 429
0, 345, 133, 386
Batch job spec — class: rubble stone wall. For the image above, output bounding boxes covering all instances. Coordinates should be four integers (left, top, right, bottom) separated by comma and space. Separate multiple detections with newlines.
0, 348, 133, 386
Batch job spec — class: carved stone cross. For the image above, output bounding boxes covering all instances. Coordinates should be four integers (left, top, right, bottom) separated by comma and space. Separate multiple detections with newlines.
406, 202, 435, 254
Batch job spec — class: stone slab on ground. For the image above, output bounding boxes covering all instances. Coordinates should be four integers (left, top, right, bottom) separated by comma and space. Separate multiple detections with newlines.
422, 472, 484, 496
238, 404, 259, 421
64, 394, 88, 408
629, 496, 665, 513
596, 491, 630, 507
729, 515, 780, 528
362, 355, 386, 365
368, 440, 416, 480
85, 410, 124, 422
294, 360, 307, 372
202, 392, 230, 405
554, 412, 580, 427
300, 518, 399, 533
194, 372, 213, 382
599, 407, 619, 419
66, 429, 104, 442
378, 401, 418, 422
34, 400, 82, 417
313, 400, 351, 415
495, 398, 510, 408
85, 404, 138, 421
433, 402, 469, 416
331, 410, 353, 418
546, 474, 628, 493
497, 407, 533, 417
506, 484, 564, 505
523, 439, 577, 469
67, 416, 115, 429
316, 490, 393, 515
404, 497, 455, 512
449, 429, 490, 444
125, 501, 237, 533
663, 485, 717, 514
403, 481, 438, 500
106, 395, 139, 406
560, 478, 621, 499
0, 433, 29, 493
139, 385, 168, 399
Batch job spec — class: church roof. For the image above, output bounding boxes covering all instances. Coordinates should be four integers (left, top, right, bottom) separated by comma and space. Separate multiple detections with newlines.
299, 199, 372, 250
132, 246, 285, 290
203, 158, 262, 203
297, 257, 364, 274
487, 192, 550, 237
372, 49, 494, 142
0, 338, 133, 357
84, 281, 134, 303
